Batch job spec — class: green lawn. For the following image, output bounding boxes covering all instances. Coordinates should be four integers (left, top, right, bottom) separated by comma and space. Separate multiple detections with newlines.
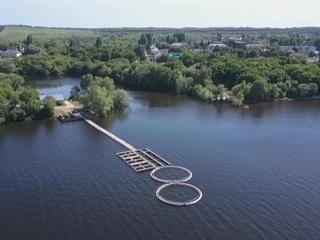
0, 25, 99, 41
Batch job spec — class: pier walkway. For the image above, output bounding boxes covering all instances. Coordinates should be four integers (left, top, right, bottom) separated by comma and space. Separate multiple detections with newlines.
84, 119, 170, 172
85, 119, 137, 151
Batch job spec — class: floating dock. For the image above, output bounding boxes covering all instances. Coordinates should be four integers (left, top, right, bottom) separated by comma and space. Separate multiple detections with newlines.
84, 119, 171, 172
117, 149, 170, 172
58, 112, 84, 122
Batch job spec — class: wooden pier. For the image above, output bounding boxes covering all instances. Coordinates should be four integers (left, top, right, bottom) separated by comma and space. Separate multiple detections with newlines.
84, 119, 171, 172
85, 119, 137, 151
117, 149, 170, 172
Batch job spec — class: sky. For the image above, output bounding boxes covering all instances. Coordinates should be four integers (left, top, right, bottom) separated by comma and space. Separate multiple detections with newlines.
1, 0, 320, 28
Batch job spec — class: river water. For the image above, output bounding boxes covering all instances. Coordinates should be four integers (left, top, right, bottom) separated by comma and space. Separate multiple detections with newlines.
1, 78, 320, 240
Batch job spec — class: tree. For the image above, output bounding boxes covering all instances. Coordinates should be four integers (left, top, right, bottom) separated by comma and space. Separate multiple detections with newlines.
70, 38, 80, 48
233, 49, 246, 58
82, 85, 113, 117
134, 44, 146, 60
137, 33, 154, 49
113, 89, 129, 108
164, 59, 184, 71
157, 54, 169, 63
181, 51, 195, 67
19, 86, 40, 116
315, 39, 320, 51
6, 107, 26, 123
26, 34, 34, 45
309, 51, 317, 58
247, 49, 260, 58
231, 91, 244, 106
193, 84, 214, 101
247, 79, 269, 102
35, 96, 56, 118
95, 37, 103, 48
173, 33, 185, 43
0, 73, 24, 91
80, 74, 94, 91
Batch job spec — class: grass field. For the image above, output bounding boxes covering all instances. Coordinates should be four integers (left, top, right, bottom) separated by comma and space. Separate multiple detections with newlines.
0, 25, 100, 41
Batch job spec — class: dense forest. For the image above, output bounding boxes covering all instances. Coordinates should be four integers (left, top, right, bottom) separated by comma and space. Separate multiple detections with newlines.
1, 25, 320, 124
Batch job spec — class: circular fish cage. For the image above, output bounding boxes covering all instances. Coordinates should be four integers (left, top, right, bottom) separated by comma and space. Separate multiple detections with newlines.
150, 166, 192, 183
156, 183, 202, 206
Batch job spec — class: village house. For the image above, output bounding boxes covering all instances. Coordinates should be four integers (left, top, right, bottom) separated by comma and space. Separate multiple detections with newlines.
280, 46, 317, 54
1, 49, 22, 58
207, 43, 228, 51
232, 41, 247, 49
171, 43, 185, 48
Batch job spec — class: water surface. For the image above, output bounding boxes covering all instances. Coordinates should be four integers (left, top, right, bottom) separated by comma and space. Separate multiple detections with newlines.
1, 80, 320, 240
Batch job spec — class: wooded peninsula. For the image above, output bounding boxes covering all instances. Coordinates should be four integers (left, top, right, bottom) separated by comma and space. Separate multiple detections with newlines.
1, 25, 320, 124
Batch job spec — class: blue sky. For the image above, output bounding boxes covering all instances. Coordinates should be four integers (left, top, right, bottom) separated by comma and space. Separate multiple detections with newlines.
1, 0, 319, 28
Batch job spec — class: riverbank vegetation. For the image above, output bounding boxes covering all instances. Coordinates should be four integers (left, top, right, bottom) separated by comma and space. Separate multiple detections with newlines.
1, 25, 320, 123
70, 74, 129, 117
0, 73, 55, 124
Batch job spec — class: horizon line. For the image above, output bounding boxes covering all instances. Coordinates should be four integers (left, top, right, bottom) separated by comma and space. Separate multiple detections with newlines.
2, 24, 320, 30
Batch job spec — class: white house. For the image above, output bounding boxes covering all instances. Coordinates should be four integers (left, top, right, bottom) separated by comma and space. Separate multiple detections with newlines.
280, 46, 317, 53
150, 46, 160, 55
2, 49, 22, 58
171, 43, 185, 48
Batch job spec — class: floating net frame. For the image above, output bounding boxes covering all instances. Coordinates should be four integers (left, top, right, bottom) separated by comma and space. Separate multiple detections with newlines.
156, 183, 203, 206
150, 165, 193, 183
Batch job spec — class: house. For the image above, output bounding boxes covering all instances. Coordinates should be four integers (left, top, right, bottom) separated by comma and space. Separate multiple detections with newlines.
191, 49, 202, 53
155, 48, 170, 60
246, 44, 262, 49
39, 94, 65, 105
307, 57, 319, 63
207, 43, 228, 51
2, 49, 22, 58
232, 41, 247, 49
280, 46, 317, 54
169, 52, 183, 58
171, 43, 185, 48
150, 46, 160, 55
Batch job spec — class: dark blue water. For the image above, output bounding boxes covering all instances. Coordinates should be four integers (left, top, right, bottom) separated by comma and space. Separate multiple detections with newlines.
1, 83, 320, 239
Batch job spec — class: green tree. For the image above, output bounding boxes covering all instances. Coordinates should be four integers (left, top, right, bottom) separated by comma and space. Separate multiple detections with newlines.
95, 37, 103, 48
80, 74, 94, 91
36, 96, 56, 118
113, 89, 129, 108
315, 39, 320, 51
19, 86, 40, 116
81, 85, 113, 117
247, 49, 260, 58
26, 34, 34, 45
247, 79, 269, 102
6, 107, 26, 123
135, 44, 146, 60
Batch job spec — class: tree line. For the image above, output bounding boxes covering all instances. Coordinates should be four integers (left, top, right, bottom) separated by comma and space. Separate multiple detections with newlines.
0, 73, 56, 124
1, 28, 320, 123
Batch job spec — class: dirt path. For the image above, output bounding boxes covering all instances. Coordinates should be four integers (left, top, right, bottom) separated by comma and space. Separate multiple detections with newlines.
54, 100, 77, 113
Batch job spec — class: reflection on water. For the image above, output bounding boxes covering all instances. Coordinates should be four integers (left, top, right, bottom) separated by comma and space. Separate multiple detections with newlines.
25, 77, 80, 99
94, 107, 131, 129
